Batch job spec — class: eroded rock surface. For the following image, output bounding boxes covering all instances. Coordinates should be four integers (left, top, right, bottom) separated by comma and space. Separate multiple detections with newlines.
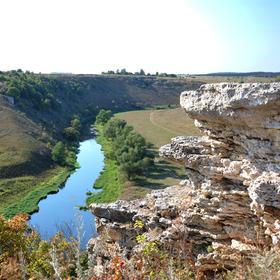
89, 83, 280, 274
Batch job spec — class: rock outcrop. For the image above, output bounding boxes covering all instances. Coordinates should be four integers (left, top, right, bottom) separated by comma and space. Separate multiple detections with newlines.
89, 83, 280, 275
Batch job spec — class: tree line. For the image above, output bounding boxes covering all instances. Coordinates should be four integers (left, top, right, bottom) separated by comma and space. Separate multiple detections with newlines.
51, 115, 82, 168
0, 69, 83, 110
95, 109, 154, 180
101, 68, 177, 78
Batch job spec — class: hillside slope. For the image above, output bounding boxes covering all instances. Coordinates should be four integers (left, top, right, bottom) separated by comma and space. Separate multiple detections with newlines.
0, 98, 51, 178
0, 72, 203, 173
1, 71, 274, 137
0, 71, 203, 217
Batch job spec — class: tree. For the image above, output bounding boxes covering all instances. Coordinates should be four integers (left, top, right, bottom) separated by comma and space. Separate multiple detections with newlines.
139, 69, 145, 76
71, 116, 81, 130
102, 119, 154, 179
63, 127, 80, 141
51, 142, 66, 165
103, 118, 128, 139
95, 109, 113, 125
120, 68, 128, 75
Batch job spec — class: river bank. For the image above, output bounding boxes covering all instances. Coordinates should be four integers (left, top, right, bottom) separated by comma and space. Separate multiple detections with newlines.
86, 110, 190, 204
86, 125, 124, 204
28, 139, 104, 245
0, 167, 71, 219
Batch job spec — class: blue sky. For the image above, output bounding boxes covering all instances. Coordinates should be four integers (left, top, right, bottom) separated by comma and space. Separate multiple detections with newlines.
0, 0, 279, 74
191, 0, 280, 72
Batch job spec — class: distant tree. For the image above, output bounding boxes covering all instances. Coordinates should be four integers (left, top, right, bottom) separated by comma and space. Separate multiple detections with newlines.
63, 127, 80, 141
95, 109, 113, 125
158, 72, 177, 78
64, 150, 77, 168
120, 68, 128, 75
139, 69, 145, 76
102, 70, 115, 75
71, 116, 81, 130
51, 142, 66, 165
103, 118, 128, 139
51, 141, 77, 168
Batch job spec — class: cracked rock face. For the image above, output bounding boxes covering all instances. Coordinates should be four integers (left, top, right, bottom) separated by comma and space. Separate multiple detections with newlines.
89, 83, 280, 274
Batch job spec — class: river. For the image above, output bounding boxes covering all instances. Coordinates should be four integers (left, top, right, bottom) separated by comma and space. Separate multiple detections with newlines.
29, 139, 104, 248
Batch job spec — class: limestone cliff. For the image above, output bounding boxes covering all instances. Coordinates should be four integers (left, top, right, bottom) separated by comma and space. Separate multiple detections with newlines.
89, 83, 280, 275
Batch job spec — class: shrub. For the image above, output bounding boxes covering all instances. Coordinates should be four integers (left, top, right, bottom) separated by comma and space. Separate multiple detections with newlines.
51, 141, 66, 165
95, 109, 113, 125
63, 127, 80, 141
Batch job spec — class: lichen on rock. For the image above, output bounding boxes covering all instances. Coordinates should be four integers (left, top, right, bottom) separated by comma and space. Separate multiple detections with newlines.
89, 82, 280, 275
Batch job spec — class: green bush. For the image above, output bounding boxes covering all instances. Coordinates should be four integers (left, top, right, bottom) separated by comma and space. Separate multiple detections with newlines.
51, 141, 66, 165
63, 115, 82, 142
63, 127, 80, 141
95, 109, 113, 125
51, 141, 77, 168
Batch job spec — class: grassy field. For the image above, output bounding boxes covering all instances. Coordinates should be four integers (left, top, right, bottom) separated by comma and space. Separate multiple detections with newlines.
0, 101, 72, 218
186, 75, 277, 84
86, 125, 124, 204
0, 102, 51, 177
116, 108, 200, 148
0, 167, 71, 218
88, 108, 200, 203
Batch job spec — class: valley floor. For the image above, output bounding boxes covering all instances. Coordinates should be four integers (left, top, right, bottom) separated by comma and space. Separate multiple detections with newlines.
116, 108, 201, 200
89, 108, 201, 202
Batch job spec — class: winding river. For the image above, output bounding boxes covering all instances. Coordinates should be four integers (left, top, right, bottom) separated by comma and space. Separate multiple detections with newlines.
29, 139, 104, 248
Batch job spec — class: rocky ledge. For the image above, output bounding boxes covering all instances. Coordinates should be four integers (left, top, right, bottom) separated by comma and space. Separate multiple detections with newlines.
89, 83, 280, 275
